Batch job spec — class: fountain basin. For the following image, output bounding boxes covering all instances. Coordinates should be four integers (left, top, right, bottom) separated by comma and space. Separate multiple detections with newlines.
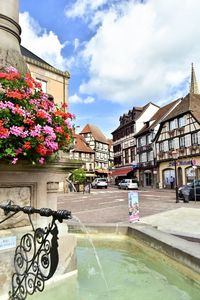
27, 223, 200, 300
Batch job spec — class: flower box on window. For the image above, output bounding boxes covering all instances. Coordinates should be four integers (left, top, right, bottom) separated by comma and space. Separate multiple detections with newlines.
168, 129, 175, 136
177, 127, 184, 133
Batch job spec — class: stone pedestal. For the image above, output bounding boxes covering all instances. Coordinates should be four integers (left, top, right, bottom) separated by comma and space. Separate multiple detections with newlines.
0, 159, 82, 229
0, 158, 82, 299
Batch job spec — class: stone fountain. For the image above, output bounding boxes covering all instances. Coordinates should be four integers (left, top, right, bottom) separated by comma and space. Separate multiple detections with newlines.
0, 1, 80, 298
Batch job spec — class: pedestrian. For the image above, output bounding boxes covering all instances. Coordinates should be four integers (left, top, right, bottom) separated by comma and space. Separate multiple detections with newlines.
170, 176, 174, 189
83, 181, 91, 194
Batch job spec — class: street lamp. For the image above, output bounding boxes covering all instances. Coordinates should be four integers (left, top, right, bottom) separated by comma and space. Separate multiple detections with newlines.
171, 150, 179, 203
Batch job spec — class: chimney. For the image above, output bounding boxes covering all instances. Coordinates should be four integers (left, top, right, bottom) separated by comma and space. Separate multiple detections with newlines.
0, 0, 28, 73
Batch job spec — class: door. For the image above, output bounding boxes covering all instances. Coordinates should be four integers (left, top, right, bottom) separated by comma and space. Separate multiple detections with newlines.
144, 171, 152, 186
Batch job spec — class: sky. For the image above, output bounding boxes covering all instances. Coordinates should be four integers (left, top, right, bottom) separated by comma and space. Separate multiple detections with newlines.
19, 0, 200, 138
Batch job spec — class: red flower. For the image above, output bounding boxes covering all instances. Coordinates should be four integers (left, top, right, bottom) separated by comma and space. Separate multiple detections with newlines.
36, 135, 45, 142
24, 74, 35, 88
36, 144, 48, 156
23, 118, 34, 126
36, 110, 47, 119
0, 126, 9, 137
55, 126, 64, 134
23, 141, 32, 150
65, 133, 70, 141
6, 90, 25, 100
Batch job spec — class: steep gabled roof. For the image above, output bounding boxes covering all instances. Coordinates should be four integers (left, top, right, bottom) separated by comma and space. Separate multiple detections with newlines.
162, 93, 200, 123
134, 99, 180, 137
112, 102, 159, 134
73, 134, 94, 153
81, 124, 109, 144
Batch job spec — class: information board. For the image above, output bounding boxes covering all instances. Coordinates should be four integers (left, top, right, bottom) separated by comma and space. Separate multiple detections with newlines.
128, 192, 139, 223
0, 236, 16, 251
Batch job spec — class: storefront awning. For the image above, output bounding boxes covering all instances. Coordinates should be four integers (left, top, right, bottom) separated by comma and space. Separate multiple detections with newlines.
110, 166, 134, 177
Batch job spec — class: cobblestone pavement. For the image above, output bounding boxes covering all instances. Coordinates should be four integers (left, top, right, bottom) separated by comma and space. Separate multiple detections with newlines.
57, 186, 200, 224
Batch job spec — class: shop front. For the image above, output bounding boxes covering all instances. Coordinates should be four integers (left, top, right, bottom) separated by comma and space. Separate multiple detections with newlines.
159, 157, 200, 189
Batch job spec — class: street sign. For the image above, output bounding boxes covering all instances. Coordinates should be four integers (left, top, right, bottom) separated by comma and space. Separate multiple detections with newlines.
128, 192, 139, 223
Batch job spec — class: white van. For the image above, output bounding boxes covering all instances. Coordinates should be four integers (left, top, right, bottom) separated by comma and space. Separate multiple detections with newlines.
118, 179, 138, 190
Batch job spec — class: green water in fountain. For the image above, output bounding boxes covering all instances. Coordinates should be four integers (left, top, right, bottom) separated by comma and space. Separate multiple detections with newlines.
29, 235, 200, 300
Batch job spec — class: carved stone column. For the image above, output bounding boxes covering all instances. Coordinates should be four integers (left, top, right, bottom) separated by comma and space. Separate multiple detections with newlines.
0, 0, 28, 73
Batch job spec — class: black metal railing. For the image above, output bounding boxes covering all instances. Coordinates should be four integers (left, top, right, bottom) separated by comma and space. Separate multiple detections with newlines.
0, 201, 72, 300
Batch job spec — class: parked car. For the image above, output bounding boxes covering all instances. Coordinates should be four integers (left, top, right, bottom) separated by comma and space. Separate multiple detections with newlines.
118, 179, 138, 190
178, 180, 200, 202
91, 178, 108, 189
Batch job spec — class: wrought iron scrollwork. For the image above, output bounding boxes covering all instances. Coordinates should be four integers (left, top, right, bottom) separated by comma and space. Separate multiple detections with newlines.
0, 202, 72, 300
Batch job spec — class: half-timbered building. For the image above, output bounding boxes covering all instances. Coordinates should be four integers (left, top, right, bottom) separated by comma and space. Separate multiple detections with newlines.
111, 103, 159, 182
155, 65, 200, 188
134, 100, 180, 187
80, 124, 109, 176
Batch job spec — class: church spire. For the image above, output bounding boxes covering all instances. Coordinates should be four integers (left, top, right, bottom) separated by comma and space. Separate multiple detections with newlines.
190, 63, 199, 94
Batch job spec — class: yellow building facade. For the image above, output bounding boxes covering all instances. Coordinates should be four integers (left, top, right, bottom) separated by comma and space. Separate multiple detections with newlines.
21, 46, 70, 107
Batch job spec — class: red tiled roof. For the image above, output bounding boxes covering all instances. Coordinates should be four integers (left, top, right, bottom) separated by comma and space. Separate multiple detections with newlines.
73, 134, 94, 153
81, 124, 109, 144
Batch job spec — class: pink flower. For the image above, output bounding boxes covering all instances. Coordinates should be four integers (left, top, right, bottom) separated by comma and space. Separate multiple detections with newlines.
44, 139, 58, 151
39, 157, 45, 164
5, 66, 18, 73
10, 126, 27, 137
0, 68, 74, 164
12, 157, 18, 164
30, 125, 42, 137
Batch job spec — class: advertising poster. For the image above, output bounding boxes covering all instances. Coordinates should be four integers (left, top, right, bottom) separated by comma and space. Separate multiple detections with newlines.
128, 192, 139, 223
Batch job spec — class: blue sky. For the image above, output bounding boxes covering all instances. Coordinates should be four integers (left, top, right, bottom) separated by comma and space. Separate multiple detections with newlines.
19, 0, 200, 138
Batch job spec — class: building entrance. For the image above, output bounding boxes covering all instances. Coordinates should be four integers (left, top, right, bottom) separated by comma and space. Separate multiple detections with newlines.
163, 169, 175, 188
144, 170, 152, 186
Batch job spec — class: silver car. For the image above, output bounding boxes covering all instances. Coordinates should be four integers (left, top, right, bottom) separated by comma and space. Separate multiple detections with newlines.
91, 178, 108, 189
118, 179, 138, 190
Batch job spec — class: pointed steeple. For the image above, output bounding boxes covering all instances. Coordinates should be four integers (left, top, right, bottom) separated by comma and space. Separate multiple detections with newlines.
190, 63, 199, 94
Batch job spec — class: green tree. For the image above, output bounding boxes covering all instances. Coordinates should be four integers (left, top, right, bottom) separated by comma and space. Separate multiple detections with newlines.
71, 168, 86, 184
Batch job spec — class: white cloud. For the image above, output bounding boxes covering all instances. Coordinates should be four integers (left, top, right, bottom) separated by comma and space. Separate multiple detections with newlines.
74, 0, 200, 105
65, 0, 108, 19
73, 38, 80, 51
69, 93, 95, 104
19, 12, 74, 71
